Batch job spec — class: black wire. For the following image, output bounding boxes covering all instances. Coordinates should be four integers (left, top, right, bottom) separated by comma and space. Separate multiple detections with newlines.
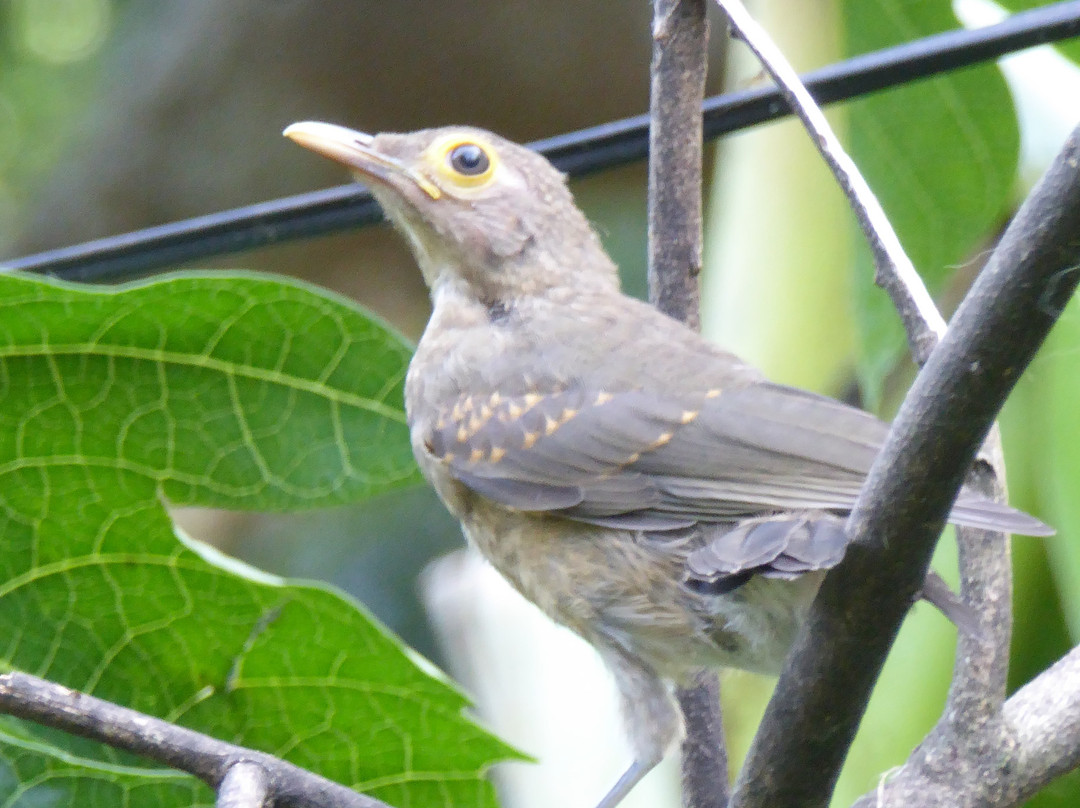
7, 0, 1080, 283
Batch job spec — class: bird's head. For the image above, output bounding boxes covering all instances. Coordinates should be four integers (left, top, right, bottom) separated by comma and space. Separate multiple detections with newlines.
284, 122, 618, 302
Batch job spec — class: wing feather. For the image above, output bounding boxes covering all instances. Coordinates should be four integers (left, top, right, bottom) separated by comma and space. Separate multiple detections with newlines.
423, 383, 1051, 538
426, 384, 878, 522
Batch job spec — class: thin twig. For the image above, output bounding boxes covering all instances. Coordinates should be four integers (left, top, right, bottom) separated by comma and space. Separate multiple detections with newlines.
648, 0, 709, 328
711, 0, 944, 362
647, 2, 729, 806
733, 122, 1080, 808
0, 671, 391, 808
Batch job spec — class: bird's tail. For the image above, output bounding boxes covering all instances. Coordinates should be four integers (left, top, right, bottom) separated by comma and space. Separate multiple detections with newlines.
949, 495, 1053, 537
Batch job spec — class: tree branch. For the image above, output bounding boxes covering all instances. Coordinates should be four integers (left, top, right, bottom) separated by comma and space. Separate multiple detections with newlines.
217, 761, 270, 808
0, 671, 391, 808
732, 122, 1080, 808
648, 0, 709, 329
1004, 645, 1080, 797
676, 669, 728, 808
705, 3, 1053, 804
948, 456, 1012, 729
648, 2, 728, 806
849, 646, 1080, 807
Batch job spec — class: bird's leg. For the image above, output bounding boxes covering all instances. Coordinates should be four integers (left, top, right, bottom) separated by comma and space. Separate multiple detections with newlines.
595, 758, 657, 808
595, 647, 682, 808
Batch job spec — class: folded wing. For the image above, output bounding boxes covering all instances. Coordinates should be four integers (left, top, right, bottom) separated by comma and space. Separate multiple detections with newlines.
425, 382, 1050, 537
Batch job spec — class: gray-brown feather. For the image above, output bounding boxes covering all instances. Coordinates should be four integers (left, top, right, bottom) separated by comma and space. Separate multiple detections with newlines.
426, 386, 882, 515
421, 379, 1051, 588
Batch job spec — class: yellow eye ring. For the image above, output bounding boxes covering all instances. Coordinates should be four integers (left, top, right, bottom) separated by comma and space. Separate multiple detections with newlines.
429, 137, 498, 188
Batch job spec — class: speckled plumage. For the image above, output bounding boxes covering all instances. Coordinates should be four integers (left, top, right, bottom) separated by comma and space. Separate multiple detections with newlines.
285, 121, 1052, 808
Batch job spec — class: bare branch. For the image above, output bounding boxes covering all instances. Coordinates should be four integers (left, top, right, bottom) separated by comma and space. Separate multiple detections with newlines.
647, 1, 728, 805
677, 670, 729, 808
850, 646, 1080, 807
704, 3, 1048, 804
732, 122, 1080, 808
947, 453, 1012, 729
648, 0, 709, 329
853, 458, 1017, 808
711, 0, 944, 361
0, 671, 390, 808
1004, 645, 1080, 797
217, 761, 270, 808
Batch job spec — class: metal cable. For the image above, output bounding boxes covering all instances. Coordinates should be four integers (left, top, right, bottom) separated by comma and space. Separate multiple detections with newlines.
7, 0, 1080, 282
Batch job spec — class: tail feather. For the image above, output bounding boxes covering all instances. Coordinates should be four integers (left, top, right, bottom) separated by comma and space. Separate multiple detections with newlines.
949, 496, 1053, 536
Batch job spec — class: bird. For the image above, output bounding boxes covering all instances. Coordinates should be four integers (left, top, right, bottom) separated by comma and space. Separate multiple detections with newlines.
284, 121, 1052, 808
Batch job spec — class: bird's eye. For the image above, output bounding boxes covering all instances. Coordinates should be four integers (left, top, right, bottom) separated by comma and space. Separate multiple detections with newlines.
429, 136, 498, 188
448, 143, 490, 176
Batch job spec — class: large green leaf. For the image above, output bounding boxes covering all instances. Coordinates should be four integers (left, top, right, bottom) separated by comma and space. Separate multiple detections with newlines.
843, 0, 1020, 407
0, 272, 516, 807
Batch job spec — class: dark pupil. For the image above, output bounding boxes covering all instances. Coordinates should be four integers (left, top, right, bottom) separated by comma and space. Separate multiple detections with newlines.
449, 144, 489, 175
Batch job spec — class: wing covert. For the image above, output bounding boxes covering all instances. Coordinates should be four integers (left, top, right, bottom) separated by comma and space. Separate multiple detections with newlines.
423, 383, 885, 528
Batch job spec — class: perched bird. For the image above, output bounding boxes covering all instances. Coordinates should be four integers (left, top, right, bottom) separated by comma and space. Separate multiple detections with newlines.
284, 121, 1052, 808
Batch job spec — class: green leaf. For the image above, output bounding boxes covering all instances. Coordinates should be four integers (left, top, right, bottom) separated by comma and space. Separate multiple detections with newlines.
996, 300, 1080, 808
843, 0, 1020, 407
0, 272, 516, 807
1034, 299, 1080, 638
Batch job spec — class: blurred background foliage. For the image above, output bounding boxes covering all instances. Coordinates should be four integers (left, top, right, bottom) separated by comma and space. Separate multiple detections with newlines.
1, 0, 1079, 806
